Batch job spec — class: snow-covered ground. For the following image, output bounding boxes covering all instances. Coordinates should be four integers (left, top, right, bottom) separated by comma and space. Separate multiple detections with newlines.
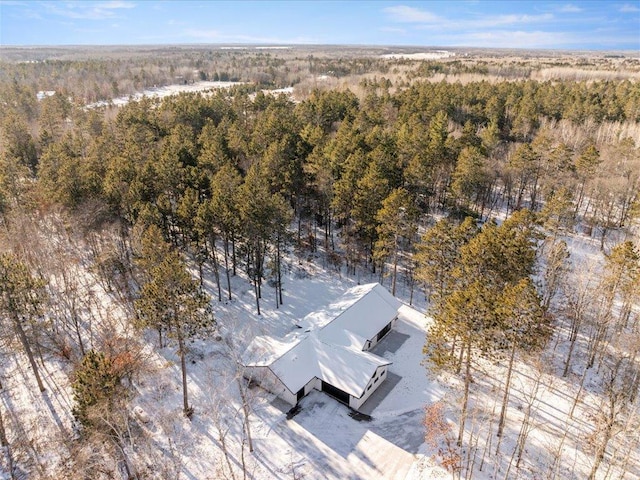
84, 81, 244, 109
84, 81, 296, 110
1, 227, 638, 479
380, 51, 455, 60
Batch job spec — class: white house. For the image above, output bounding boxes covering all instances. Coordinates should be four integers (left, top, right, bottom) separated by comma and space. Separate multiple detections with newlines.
241, 283, 401, 411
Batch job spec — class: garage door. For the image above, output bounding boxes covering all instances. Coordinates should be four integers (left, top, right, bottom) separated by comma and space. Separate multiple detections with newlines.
376, 322, 392, 342
321, 381, 350, 404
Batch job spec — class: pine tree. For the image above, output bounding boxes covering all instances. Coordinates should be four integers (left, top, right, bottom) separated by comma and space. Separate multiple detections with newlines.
351, 159, 390, 269
426, 209, 541, 446
539, 186, 575, 238
71, 350, 122, 428
415, 217, 477, 303
494, 279, 548, 440
574, 143, 601, 217
135, 225, 213, 418
508, 143, 540, 211
238, 163, 275, 315
373, 188, 418, 296
0, 253, 48, 393
450, 146, 489, 214
541, 239, 570, 312
209, 164, 242, 297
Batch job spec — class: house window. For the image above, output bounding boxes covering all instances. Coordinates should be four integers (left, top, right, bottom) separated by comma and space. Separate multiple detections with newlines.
367, 385, 372, 391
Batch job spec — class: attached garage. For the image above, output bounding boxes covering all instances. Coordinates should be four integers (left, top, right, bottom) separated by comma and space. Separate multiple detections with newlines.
321, 381, 350, 404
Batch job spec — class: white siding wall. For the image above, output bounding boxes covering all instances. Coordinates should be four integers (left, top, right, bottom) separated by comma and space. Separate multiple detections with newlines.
349, 366, 388, 410
280, 387, 297, 405
366, 315, 397, 350
305, 377, 322, 395
244, 366, 297, 405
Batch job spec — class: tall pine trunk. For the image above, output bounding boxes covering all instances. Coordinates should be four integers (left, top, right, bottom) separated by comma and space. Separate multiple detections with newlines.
231, 232, 237, 276
458, 341, 472, 447
276, 233, 283, 305
496, 342, 516, 441
12, 311, 45, 392
209, 234, 222, 302
223, 236, 232, 301
177, 327, 191, 418
253, 244, 261, 315
391, 235, 398, 297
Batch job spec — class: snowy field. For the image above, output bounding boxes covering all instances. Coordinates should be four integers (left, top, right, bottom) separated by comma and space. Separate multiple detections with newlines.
84, 81, 244, 109
380, 51, 455, 60
84, 81, 295, 110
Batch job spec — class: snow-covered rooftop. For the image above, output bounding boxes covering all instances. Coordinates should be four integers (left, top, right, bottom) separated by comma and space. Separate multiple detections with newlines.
302, 283, 402, 350
242, 283, 399, 398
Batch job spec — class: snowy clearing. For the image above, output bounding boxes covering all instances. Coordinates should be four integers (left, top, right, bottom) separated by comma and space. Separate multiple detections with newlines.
84, 81, 244, 109
380, 51, 455, 60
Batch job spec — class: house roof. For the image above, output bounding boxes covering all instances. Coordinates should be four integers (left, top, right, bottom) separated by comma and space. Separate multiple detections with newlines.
301, 282, 402, 350
242, 283, 399, 399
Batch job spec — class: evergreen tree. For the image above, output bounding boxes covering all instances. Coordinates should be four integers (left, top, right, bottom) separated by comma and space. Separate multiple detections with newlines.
539, 186, 575, 237
210, 164, 242, 296
238, 162, 292, 313
352, 158, 391, 268
494, 279, 548, 440
0, 253, 48, 393
426, 209, 541, 446
135, 225, 213, 418
72, 350, 122, 428
450, 146, 489, 214
541, 239, 571, 312
415, 217, 477, 303
509, 143, 540, 211
574, 143, 601, 217
373, 188, 418, 296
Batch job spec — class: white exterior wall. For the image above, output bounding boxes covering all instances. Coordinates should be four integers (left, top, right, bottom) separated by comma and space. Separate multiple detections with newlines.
305, 377, 322, 395
349, 366, 388, 410
366, 315, 398, 350
244, 366, 297, 405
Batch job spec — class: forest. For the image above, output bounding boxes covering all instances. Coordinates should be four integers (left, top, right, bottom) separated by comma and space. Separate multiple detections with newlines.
0, 46, 639, 479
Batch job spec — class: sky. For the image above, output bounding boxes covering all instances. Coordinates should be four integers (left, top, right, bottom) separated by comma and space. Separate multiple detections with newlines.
1, 1, 639, 51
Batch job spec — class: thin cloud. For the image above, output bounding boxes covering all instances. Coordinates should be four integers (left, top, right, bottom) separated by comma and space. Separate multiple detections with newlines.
41, 1, 135, 20
384, 5, 554, 29
463, 13, 554, 29
619, 3, 640, 12
383, 5, 441, 23
559, 4, 583, 13
380, 26, 407, 34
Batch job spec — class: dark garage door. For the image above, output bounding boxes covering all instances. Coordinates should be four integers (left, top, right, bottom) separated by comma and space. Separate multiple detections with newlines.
321, 381, 350, 404
377, 322, 392, 342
